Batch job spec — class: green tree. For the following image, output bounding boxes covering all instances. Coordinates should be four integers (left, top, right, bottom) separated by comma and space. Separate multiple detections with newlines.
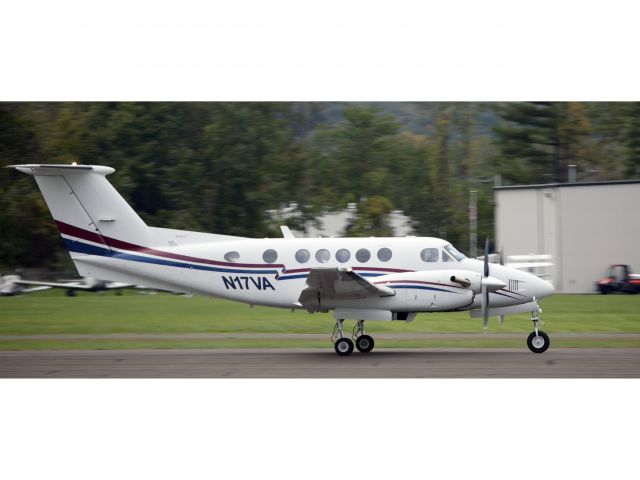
623, 102, 640, 175
345, 196, 395, 237
200, 103, 298, 237
311, 106, 399, 206
493, 102, 591, 183
0, 104, 62, 269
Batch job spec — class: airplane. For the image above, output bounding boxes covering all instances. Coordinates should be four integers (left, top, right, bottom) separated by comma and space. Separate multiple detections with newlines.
0, 275, 134, 296
1, 274, 52, 296
8, 163, 555, 355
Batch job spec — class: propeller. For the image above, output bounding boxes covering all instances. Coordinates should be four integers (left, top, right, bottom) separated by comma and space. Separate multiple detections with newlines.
482, 238, 489, 331
498, 245, 505, 326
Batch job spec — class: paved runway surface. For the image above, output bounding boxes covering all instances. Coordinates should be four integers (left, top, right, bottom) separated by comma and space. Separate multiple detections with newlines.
1, 348, 638, 378
1, 333, 638, 340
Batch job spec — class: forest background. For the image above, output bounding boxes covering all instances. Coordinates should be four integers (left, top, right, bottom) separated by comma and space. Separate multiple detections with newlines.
1, 101, 639, 271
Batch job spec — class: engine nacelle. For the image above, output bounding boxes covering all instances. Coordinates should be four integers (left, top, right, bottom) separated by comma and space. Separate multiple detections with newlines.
374, 269, 479, 311
446, 269, 482, 293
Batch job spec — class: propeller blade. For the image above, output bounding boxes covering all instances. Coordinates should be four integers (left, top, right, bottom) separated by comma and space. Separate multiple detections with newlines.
499, 246, 504, 266
499, 315, 505, 326
482, 284, 489, 331
483, 237, 489, 277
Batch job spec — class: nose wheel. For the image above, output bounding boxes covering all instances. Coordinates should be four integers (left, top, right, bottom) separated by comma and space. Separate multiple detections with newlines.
527, 331, 550, 353
527, 304, 550, 353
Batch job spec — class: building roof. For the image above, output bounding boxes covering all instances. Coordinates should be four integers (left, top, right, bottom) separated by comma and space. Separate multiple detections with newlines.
494, 179, 640, 191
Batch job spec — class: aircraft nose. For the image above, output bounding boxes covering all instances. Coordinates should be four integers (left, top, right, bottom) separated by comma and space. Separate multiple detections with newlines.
536, 278, 555, 299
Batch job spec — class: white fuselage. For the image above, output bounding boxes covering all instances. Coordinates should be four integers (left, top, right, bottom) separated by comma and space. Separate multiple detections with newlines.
67, 233, 554, 313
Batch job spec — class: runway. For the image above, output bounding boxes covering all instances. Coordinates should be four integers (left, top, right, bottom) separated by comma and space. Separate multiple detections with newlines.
0, 348, 638, 378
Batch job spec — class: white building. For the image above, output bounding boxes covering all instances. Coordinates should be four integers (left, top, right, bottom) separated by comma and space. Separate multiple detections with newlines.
494, 179, 640, 293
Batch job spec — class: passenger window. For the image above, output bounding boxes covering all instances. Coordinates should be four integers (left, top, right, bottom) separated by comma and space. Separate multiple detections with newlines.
355, 248, 371, 263
335, 248, 350, 263
224, 251, 240, 262
263, 249, 278, 263
420, 248, 438, 262
295, 249, 310, 263
442, 250, 454, 262
315, 249, 330, 263
377, 247, 392, 262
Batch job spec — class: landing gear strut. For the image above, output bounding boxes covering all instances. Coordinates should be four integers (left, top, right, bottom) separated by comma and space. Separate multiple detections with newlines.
527, 304, 550, 353
332, 319, 375, 356
352, 320, 375, 353
332, 319, 354, 356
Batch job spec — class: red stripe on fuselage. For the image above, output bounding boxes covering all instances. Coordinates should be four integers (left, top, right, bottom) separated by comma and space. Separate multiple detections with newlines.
55, 220, 284, 270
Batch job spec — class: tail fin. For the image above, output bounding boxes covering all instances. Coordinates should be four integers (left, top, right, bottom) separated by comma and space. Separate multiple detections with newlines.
9, 164, 150, 249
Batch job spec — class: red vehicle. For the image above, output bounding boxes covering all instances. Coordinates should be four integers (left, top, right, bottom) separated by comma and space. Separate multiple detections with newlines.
597, 265, 640, 294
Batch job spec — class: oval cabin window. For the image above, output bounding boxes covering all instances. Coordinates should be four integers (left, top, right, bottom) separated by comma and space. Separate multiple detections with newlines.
263, 249, 278, 263
377, 247, 392, 262
355, 248, 371, 263
335, 248, 351, 263
315, 249, 330, 263
295, 249, 310, 263
224, 251, 240, 262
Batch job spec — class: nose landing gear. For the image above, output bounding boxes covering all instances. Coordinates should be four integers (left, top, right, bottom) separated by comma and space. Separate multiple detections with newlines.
527, 304, 550, 353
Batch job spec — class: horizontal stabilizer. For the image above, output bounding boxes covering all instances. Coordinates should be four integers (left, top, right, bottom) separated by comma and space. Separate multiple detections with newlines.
8, 164, 114, 176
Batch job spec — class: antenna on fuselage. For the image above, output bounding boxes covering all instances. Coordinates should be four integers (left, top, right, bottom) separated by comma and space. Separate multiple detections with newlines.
280, 226, 295, 239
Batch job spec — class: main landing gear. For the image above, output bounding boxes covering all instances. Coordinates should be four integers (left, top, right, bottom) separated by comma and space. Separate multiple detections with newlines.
527, 305, 550, 353
332, 319, 375, 356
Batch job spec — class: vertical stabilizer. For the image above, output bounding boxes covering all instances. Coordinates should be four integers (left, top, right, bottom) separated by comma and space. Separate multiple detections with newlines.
10, 164, 150, 249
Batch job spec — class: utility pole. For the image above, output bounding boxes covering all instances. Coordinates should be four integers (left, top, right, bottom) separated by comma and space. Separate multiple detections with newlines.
469, 190, 477, 257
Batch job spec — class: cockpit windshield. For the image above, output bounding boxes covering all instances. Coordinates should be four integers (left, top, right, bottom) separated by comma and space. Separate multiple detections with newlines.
444, 244, 466, 262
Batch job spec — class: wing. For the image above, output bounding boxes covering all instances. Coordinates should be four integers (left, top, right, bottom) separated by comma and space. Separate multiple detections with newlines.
13, 279, 91, 289
15, 279, 132, 290
102, 282, 134, 290
297, 268, 395, 313
20, 286, 53, 294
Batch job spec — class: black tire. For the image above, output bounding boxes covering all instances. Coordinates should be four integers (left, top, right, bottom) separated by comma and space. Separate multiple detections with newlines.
527, 331, 550, 353
355, 335, 375, 353
66, 289, 76, 297
334, 338, 354, 356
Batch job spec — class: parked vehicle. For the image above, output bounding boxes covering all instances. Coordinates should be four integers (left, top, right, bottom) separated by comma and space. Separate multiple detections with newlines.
597, 265, 640, 294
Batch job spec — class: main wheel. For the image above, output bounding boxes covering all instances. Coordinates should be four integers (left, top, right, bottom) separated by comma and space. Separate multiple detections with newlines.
527, 331, 550, 353
355, 335, 375, 353
334, 338, 354, 356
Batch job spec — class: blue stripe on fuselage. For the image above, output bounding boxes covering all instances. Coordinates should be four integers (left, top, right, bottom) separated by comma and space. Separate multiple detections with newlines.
277, 272, 385, 281
391, 285, 460, 294
64, 239, 280, 275
277, 274, 308, 280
